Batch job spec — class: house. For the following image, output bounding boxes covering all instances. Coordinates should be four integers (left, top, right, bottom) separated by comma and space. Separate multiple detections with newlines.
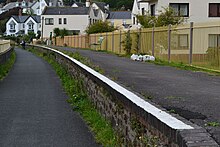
138, 0, 220, 23
5, 15, 41, 36
107, 11, 132, 30
41, 7, 89, 38
88, 1, 109, 24
131, 0, 149, 28
0, 0, 47, 15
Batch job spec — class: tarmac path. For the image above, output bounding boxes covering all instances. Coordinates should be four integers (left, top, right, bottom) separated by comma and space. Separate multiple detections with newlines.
0, 48, 100, 147
51, 46, 220, 144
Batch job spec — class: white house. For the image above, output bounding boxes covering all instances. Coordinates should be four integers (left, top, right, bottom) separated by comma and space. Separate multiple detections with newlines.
136, 0, 220, 23
6, 15, 41, 36
41, 7, 90, 38
131, 0, 149, 28
88, 1, 109, 23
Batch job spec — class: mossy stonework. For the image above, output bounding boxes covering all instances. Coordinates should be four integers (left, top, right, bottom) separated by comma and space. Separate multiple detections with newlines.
28, 45, 218, 147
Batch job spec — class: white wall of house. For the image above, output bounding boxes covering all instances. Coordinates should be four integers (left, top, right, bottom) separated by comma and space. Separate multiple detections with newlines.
148, 0, 220, 23
131, 0, 149, 28
6, 18, 19, 36
41, 15, 89, 38
24, 17, 40, 34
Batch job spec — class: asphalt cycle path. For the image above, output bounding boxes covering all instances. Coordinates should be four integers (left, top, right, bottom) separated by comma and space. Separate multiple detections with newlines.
0, 47, 100, 147
51, 46, 220, 145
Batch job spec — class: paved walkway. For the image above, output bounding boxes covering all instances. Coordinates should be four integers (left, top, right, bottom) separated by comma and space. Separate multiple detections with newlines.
0, 48, 99, 147
51, 46, 220, 144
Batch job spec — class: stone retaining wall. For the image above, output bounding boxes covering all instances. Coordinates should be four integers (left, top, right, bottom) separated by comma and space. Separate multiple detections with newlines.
29, 45, 219, 147
0, 47, 13, 64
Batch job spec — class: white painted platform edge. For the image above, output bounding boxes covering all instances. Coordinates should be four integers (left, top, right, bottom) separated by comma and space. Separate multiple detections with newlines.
40, 45, 194, 130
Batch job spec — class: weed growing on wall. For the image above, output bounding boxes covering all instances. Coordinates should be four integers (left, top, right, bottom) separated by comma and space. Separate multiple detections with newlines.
0, 50, 16, 80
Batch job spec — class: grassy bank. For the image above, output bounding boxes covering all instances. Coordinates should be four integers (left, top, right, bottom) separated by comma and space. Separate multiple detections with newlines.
0, 50, 16, 80
27, 47, 119, 146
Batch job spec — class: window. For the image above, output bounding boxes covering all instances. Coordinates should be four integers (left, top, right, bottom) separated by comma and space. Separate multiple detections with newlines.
59, 18, 62, 24
141, 8, 145, 15
173, 34, 189, 49
64, 18, 67, 24
151, 4, 155, 16
10, 24, 15, 30
209, 34, 220, 48
170, 3, 189, 17
23, 24, 25, 28
45, 18, 54, 25
209, 3, 220, 17
28, 24, 33, 30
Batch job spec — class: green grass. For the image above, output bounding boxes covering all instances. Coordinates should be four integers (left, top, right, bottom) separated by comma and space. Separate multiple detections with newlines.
27, 47, 119, 146
56, 49, 105, 74
205, 122, 220, 127
148, 58, 220, 76
0, 50, 16, 80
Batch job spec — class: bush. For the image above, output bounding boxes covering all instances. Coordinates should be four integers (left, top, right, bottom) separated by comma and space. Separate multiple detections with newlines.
85, 21, 115, 34
137, 7, 185, 28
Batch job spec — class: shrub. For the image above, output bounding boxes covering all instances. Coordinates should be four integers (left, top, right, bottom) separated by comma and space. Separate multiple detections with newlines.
85, 21, 115, 34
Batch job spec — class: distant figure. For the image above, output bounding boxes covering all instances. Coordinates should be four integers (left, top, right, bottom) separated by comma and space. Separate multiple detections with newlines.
20, 40, 26, 49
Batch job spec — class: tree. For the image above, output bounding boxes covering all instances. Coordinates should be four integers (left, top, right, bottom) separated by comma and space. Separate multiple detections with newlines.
60, 28, 68, 38
0, 19, 7, 35
53, 28, 60, 37
85, 21, 115, 34
122, 30, 132, 55
137, 7, 185, 28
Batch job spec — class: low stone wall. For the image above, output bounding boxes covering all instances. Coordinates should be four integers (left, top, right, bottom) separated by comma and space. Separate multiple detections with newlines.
0, 47, 13, 64
29, 45, 219, 147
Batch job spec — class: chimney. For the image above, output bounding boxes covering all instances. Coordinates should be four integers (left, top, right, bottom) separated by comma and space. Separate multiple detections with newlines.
86, 0, 90, 7
19, 8, 22, 16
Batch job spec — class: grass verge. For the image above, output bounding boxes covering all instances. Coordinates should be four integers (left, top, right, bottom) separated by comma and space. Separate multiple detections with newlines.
27, 47, 119, 146
148, 58, 220, 76
0, 50, 16, 80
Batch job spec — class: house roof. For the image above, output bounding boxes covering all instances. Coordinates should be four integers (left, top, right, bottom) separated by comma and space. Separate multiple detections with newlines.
11, 15, 41, 23
74, 2, 85, 7
108, 11, 131, 19
93, 2, 106, 12
42, 7, 89, 15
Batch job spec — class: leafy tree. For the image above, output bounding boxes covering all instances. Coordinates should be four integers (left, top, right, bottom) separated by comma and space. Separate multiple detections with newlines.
85, 21, 115, 34
0, 19, 7, 35
53, 28, 60, 37
60, 28, 68, 38
137, 7, 185, 28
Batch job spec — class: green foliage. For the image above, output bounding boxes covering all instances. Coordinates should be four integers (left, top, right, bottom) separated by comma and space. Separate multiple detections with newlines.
134, 31, 140, 54
60, 28, 68, 38
122, 30, 132, 55
0, 19, 7, 34
137, 7, 185, 28
0, 50, 16, 80
53, 28, 60, 37
85, 21, 115, 34
205, 122, 220, 127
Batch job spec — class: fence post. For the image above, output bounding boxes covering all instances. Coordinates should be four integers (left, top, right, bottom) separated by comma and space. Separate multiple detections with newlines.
138, 28, 141, 54
152, 25, 155, 56
119, 30, 122, 54
112, 31, 114, 52
189, 22, 194, 65
105, 32, 108, 51
168, 24, 171, 62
